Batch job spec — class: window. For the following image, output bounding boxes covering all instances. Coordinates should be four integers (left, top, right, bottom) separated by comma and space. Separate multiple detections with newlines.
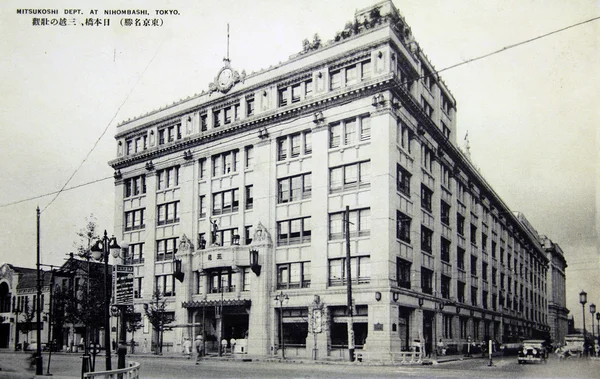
470, 224, 477, 245
422, 66, 435, 91
329, 123, 341, 148
126, 140, 133, 155
277, 217, 311, 246
471, 286, 478, 306
212, 150, 239, 176
457, 213, 465, 236
329, 208, 370, 239
245, 145, 254, 169
361, 60, 371, 80
329, 116, 370, 148
359, 115, 371, 141
224, 106, 233, 124
456, 248, 465, 271
421, 267, 433, 294
443, 315, 453, 339
291, 84, 301, 103
396, 211, 411, 243
277, 137, 288, 161
482, 233, 488, 252
441, 201, 451, 226
344, 119, 356, 145
305, 79, 313, 98
157, 201, 179, 225
482, 262, 488, 282
304, 131, 312, 155
291, 133, 301, 157
200, 113, 208, 131
397, 165, 411, 196
214, 227, 239, 246
441, 275, 451, 299
156, 237, 178, 262
199, 158, 207, 179
199, 195, 207, 218
277, 131, 311, 161
213, 109, 223, 127
330, 70, 341, 90
242, 268, 251, 292
421, 185, 433, 212
155, 274, 176, 296
442, 123, 451, 139
278, 173, 311, 203
397, 121, 412, 153
245, 185, 253, 209
345, 66, 357, 85
459, 317, 468, 339
124, 175, 146, 198
134, 278, 143, 298
457, 281, 465, 303
278, 87, 288, 106
124, 208, 145, 231
396, 258, 411, 289
246, 97, 255, 116
421, 145, 433, 172
156, 166, 180, 191
483, 291, 488, 309
330, 161, 370, 193
441, 238, 450, 263
277, 262, 311, 289
491, 241, 497, 258
212, 188, 239, 215
328, 256, 370, 286
420, 96, 433, 117
471, 255, 478, 276
234, 104, 240, 121
244, 225, 253, 245
421, 226, 433, 253
158, 129, 166, 145
126, 243, 144, 265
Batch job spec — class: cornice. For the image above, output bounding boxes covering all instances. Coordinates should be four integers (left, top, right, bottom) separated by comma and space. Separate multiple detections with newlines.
110, 76, 392, 170
115, 34, 392, 141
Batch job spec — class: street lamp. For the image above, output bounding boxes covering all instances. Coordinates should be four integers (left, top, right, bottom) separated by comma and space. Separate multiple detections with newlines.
274, 292, 289, 359
590, 303, 596, 355
596, 312, 600, 356
91, 230, 122, 371
579, 290, 587, 356
109, 242, 129, 370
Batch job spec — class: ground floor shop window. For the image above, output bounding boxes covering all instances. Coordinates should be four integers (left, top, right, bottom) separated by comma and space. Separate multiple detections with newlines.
329, 322, 368, 348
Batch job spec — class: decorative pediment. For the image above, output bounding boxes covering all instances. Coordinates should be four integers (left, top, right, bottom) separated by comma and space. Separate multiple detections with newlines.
178, 234, 195, 254
251, 222, 272, 245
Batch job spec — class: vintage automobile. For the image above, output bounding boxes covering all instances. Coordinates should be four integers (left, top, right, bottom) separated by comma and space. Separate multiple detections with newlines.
518, 340, 547, 364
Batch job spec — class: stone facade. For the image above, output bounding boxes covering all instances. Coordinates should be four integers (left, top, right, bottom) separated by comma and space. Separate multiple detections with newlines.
109, 0, 557, 361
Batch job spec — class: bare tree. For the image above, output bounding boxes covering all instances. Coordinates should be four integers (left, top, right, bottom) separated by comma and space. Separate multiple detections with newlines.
143, 289, 174, 355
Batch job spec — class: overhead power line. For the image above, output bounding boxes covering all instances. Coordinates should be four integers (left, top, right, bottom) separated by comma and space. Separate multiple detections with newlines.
0, 177, 113, 208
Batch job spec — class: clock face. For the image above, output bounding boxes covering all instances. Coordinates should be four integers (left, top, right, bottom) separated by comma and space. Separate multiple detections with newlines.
218, 68, 233, 88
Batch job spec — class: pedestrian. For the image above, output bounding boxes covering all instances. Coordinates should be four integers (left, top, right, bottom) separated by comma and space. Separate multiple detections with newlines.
143, 338, 148, 354
230, 338, 237, 354
194, 335, 204, 364
183, 337, 192, 358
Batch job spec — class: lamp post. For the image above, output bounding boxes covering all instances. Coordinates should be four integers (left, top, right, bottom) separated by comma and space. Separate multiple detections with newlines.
274, 291, 289, 359
91, 231, 122, 371
596, 312, 600, 356
579, 290, 587, 357
590, 303, 596, 356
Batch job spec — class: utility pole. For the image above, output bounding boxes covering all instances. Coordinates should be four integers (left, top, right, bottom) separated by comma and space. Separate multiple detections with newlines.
35, 207, 43, 375
345, 206, 355, 362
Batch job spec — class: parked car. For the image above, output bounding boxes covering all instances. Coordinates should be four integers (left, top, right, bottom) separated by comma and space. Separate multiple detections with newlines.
518, 340, 547, 364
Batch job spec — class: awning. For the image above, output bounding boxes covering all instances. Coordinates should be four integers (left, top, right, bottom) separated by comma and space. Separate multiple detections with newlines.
182, 299, 251, 308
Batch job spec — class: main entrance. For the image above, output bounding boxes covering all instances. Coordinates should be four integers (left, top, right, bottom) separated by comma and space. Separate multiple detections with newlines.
183, 299, 250, 353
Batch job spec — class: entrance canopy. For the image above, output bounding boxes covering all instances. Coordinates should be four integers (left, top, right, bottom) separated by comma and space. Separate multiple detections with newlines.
182, 299, 251, 308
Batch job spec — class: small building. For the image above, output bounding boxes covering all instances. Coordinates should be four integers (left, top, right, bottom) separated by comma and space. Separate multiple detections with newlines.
0, 263, 52, 350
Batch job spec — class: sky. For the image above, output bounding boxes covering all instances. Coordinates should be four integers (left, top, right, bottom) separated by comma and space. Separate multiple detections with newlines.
0, 0, 598, 330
